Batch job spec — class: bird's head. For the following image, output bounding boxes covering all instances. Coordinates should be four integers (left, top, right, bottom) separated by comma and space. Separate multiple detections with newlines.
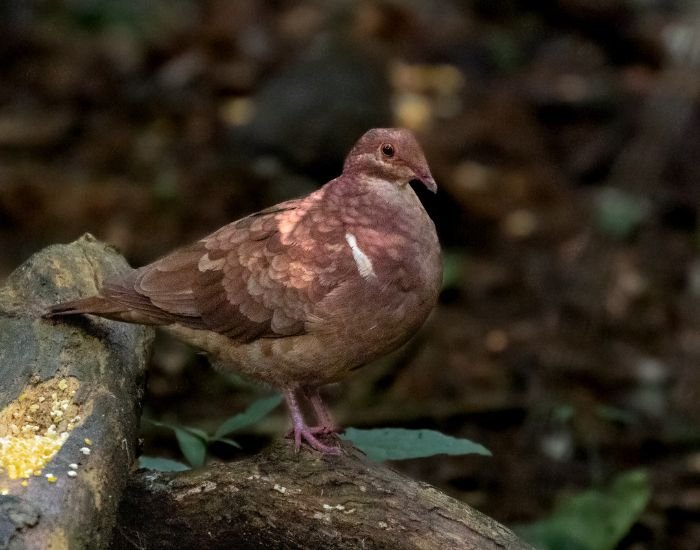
343, 128, 437, 193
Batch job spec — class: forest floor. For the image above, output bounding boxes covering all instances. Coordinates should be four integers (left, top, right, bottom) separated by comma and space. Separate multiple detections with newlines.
1, 2, 699, 547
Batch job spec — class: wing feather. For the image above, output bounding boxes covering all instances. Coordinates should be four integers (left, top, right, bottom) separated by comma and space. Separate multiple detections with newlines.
98, 196, 353, 342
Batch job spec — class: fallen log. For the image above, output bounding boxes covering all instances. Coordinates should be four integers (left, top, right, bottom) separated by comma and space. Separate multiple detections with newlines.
0, 235, 153, 549
113, 439, 532, 550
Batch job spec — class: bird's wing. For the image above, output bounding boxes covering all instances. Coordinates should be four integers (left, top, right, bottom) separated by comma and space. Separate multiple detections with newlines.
103, 198, 353, 341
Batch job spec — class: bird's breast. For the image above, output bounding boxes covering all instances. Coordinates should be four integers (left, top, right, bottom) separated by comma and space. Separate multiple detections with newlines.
305, 220, 441, 371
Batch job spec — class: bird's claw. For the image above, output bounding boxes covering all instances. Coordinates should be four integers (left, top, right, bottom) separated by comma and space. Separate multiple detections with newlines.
291, 425, 341, 455
286, 423, 338, 437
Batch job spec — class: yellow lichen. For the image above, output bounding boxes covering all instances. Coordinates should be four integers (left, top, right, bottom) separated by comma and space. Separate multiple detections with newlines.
0, 377, 80, 481
0, 433, 69, 479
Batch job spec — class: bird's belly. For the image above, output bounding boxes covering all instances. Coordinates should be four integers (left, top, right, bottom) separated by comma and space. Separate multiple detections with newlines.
296, 280, 437, 383
165, 282, 435, 388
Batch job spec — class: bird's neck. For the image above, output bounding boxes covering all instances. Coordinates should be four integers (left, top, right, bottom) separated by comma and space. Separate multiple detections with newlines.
327, 174, 433, 244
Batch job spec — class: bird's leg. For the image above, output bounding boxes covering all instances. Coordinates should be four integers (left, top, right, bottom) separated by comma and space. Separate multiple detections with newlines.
283, 388, 340, 454
303, 387, 340, 435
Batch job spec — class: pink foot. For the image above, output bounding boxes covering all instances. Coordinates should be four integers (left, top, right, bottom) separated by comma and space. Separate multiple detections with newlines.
285, 425, 332, 437
292, 424, 340, 454
307, 425, 336, 435
283, 388, 340, 455
305, 387, 341, 435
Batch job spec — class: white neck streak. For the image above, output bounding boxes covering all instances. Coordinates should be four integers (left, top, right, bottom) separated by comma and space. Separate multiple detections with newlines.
345, 233, 377, 280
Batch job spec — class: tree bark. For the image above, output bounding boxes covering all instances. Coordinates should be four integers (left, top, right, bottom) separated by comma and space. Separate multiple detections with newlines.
0, 235, 153, 550
113, 439, 532, 550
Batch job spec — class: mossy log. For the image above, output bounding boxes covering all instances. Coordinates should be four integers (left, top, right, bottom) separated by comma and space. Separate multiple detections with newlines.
0, 235, 153, 549
113, 439, 532, 550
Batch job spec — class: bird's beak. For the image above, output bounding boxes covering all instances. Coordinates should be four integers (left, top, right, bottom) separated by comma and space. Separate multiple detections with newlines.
413, 169, 437, 193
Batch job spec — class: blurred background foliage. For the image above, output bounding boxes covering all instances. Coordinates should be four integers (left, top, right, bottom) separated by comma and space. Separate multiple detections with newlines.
1, 0, 699, 548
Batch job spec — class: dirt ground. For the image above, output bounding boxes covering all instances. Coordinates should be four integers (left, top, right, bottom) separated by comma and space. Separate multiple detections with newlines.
1, 2, 699, 548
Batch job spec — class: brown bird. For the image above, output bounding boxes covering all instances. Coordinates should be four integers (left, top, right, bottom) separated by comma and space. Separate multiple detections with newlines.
45, 128, 442, 454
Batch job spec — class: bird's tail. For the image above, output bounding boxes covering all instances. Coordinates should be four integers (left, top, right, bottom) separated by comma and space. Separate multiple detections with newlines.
44, 295, 128, 319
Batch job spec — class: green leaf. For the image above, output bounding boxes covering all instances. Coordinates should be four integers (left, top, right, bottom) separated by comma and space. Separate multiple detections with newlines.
214, 437, 242, 449
146, 419, 174, 429
213, 394, 283, 439
516, 469, 651, 550
138, 456, 190, 472
596, 404, 637, 425
174, 427, 207, 468
441, 251, 466, 290
147, 419, 210, 440
595, 187, 650, 240
179, 426, 209, 440
342, 428, 491, 461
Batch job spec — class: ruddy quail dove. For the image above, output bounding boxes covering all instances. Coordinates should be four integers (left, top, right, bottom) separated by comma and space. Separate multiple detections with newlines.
45, 128, 442, 454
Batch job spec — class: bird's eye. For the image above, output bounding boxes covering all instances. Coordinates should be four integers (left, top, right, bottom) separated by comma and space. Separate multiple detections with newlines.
381, 143, 395, 157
